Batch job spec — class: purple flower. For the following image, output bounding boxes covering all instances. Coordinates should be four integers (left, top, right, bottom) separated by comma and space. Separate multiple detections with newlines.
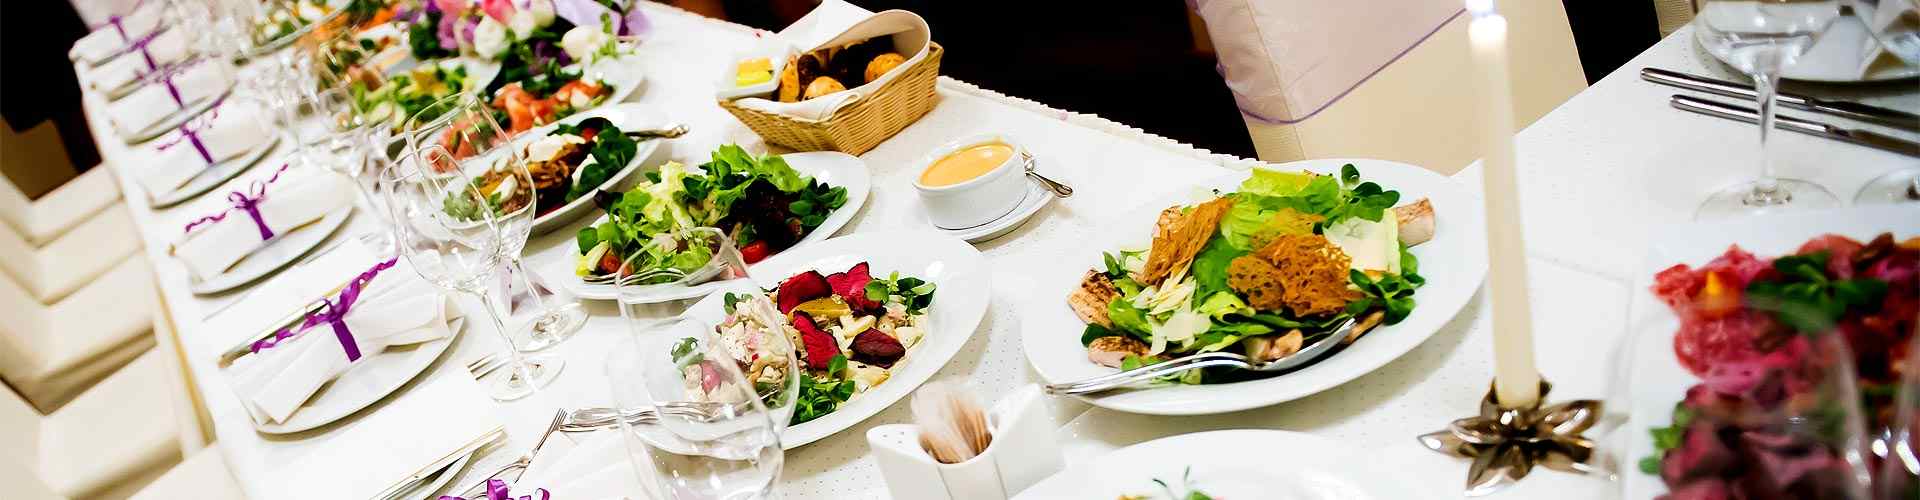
436, 12, 461, 50
617, 7, 649, 38
423, 0, 441, 15
458, 15, 480, 50
532, 39, 570, 67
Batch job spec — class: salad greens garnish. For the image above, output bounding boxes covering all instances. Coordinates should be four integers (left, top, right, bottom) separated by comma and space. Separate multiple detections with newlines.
865, 272, 937, 314
1640, 402, 1694, 474
551, 117, 639, 204
791, 354, 856, 425
1744, 251, 1889, 333
1121, 466, 1214, 500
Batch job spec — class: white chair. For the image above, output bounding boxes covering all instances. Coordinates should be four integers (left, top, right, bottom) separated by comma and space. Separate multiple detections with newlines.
0, 202, 143, 303
0, 255, 157, 412
1194, 0, 1588, 174
127, 447, 245, 500
1, 166, 123, 247
0, 350, 183, 499
1654, 0, 1700, 37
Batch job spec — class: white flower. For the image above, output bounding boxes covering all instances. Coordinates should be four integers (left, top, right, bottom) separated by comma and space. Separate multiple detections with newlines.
560, 26, 609, 63
509, 10, 538, 39
526, 134, 585, 162
568, 89, 592, 109
473, 17, 510, 58
522, 0, 555, 28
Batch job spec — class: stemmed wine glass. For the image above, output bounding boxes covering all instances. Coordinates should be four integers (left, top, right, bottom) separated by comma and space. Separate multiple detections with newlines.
1692, 0, 1844, 219
1852, 0, 1920, 206
605, 318, 786, 500
401, 95, 587, 352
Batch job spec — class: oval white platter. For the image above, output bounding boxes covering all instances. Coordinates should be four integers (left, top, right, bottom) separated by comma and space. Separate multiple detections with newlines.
676, 230, 991, 449
1616, 205, 1920, 500
246, 316, 467, 434
1020, 158, 1488, 415
532, 151, 872, 302
150, 132, 289, 209
189, 206, 355, 295
1015, 430, 1422, 499
511, 103, 669, 235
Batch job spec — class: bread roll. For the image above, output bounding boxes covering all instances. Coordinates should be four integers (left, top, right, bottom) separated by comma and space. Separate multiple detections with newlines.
864, 53, 905, 84
776, 56, 802, 103
803, 76, 846, 100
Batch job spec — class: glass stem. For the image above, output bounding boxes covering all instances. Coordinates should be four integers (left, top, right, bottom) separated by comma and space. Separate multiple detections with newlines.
472, 288, 539, 391
509, 257, 558, 332
1908, 176, 1920, 200
1748, 71, 1785, 206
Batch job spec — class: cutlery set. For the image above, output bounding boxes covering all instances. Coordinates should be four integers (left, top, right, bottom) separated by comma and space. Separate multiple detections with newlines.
1641, 67, 1919, 157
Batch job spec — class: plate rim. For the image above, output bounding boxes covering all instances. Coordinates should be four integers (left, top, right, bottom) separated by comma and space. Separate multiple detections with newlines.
247, 316, 467, 434
1016, 429, 1420, 499
151, 131, 290, 208
189, 205, 355, 295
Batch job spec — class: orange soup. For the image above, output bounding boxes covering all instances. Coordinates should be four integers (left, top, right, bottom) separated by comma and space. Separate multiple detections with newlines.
921, 143, 1014, 187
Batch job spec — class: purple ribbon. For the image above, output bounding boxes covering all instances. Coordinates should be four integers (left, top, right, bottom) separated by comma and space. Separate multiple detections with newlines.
439, 480, 550, 500
126, 28, 167, 71
156, 95, 223, 164
107, 16, 129, 42
249, 258, 401, 363
183, 163, 290, 238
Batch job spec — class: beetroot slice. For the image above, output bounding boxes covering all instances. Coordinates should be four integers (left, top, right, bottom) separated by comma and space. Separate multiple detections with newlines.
793, 314, 841, 370
827, 262, 879, 311
849, 328, 905, 368
777, 271, 832, 314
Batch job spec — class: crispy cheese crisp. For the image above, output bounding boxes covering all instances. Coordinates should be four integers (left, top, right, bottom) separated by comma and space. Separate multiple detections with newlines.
1227, 233, 1358, 317
1141, 198, 1233, 285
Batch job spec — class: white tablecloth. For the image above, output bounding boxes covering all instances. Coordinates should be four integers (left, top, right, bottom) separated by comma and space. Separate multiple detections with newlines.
73, 3, 1917, 498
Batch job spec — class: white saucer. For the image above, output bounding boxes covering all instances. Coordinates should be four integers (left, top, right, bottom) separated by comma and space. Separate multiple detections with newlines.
150, 132, 288, 208
933, 174, 1060, 243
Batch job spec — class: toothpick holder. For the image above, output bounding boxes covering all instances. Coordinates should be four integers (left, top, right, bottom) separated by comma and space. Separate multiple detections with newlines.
867, 385, 1062, 500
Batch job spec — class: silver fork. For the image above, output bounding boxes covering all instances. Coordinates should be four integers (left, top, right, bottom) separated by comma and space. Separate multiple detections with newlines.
559, 403, 737, 433
1042, 318, 1356, 396
580, 266, 689, 285
454, 410, 567, 497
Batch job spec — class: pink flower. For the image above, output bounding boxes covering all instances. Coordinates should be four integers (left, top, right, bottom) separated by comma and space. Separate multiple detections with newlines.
432, 0, 469, 16
481, 0, 516, 22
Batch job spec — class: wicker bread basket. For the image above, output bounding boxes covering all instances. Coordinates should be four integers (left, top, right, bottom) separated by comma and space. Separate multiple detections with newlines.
718, 43, 943, 156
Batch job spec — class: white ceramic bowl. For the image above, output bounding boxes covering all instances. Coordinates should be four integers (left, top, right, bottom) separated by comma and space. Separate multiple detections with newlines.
913, 133, 1029, 230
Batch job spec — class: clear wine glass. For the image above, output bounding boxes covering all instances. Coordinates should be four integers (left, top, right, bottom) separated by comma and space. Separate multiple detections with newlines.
381, 145, 562, 402
1876, 326, 1920, 498
1850, 0, 1920, 206
1692, 0, 1844, 219
605, 318, 785, 500
401, 94, 588, 352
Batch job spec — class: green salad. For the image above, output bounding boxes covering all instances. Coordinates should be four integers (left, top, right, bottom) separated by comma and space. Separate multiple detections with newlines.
351, 63, 468, 131
574, 145, 848, 281
1071, 165, 1436, 384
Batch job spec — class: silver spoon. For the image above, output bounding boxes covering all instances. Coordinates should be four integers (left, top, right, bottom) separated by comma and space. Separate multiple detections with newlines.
1021, 151, 1073, 198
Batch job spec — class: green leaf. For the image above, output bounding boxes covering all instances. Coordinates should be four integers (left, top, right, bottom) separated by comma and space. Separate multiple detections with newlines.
1340, 164, 1360, 185
1107, 298, 1154, 338
828, 354, 848, 376
1190, 236, 1244, 297
1081, 323, 1116, 346
575, 227, 600, 254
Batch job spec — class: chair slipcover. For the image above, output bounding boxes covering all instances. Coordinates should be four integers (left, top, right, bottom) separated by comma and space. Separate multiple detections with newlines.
0, 203, 142, 303
1, 166, 122, 246
0, 255, 156, 412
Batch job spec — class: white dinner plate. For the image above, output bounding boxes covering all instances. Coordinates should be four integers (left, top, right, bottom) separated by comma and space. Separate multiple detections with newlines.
513, 104, 669, 235
1615, 205, 1920, 499
1700, 13, 1919, 82
540, 151, 873, 302
246, 316, 467, 434
150, 132, 289, 208
588, 54, 647, 107
1020, 158, 1488, 415
119, 87, 234, 144
1015, 429, 1422, 499
190, 206, 355, 295
676, 230, 991, 449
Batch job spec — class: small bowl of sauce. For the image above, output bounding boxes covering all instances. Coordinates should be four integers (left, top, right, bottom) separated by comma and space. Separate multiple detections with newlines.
913, 134, 1029, 229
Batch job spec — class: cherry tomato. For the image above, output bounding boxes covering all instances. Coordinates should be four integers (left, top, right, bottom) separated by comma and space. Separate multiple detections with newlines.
740, 241, 770, 264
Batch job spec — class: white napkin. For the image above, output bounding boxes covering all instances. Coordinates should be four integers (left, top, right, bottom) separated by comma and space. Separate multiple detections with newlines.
69, 1, 166, 64
517, 431, 649, 500
202, 239, 383, 350
170, 166, 354, 280
731, 5, 931, 121
227, 264, 453, 424
108, 61, 231, 137
257, 375, 503, 500
87, 29, 193, 93
135, 100, 274, 197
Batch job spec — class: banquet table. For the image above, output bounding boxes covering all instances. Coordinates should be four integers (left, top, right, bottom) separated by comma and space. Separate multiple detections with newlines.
72, 3, 1919, 498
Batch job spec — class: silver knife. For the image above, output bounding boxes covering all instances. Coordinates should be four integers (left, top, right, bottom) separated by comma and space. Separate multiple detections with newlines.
1643, 68, 1920, 132
1671, 95, 1920, 158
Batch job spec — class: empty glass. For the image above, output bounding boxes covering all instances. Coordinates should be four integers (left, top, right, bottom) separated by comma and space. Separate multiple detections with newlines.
606, 318, 785, 500
382, 144, 562, 402
401, 94, 588, 351
1692, 0, 1844, 219
1851, 0, 1920, 207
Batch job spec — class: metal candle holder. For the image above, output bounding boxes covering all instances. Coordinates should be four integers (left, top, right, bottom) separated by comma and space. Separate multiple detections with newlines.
1418, 380, 1603, 496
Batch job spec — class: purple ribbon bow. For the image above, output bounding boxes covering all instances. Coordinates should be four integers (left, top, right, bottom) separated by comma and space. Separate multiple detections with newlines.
140, 57, 203, 109
182, 163, 289, 238
156, 95, 223, 164
439, 480, 550, 500
249, 257, 400, 362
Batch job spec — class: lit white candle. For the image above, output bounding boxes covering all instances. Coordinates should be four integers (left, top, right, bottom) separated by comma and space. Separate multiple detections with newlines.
1467, 1, 1540, 409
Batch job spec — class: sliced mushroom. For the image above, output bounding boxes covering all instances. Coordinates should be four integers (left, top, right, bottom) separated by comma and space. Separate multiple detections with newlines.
1243, 329, 1305, 363
1394, 198, 1435, 247
1087, 336, 1148, 368
1344, 310, 1387, 345
1068, 271, 1120, 327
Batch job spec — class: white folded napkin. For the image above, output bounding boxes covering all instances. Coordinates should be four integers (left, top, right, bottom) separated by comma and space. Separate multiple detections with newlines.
227, 259, 453, 424
88, 29, 193, 93
136, 99, 274, 197
69, 1, 166, 64
517, 431, 649, 500
258, 374, 503, 500
731, 5, 931, 121
170, 165, 355, 280
202, 239, 384, 350
108, 61, 231, 137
